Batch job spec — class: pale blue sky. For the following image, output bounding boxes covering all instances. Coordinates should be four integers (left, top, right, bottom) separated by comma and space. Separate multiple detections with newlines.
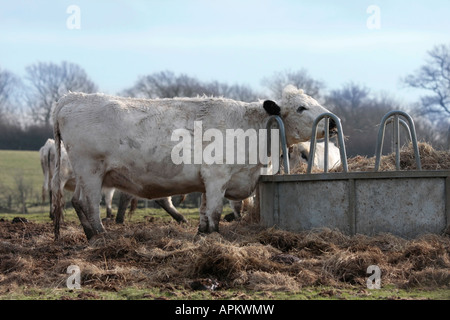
1, 0, 449, 104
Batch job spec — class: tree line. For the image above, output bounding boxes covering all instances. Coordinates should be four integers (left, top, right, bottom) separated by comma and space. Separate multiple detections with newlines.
1, 43, 449, 156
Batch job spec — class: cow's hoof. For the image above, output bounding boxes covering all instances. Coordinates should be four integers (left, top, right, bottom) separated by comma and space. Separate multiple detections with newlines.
195, 230, 221, 242
88, 232, 113, 246
197, 222, 210, 234
197, 228, 209, 236
209, 224, 219, 233
175, 217, 189, 224
102, 217, 115, 225
223, 213, 235, 222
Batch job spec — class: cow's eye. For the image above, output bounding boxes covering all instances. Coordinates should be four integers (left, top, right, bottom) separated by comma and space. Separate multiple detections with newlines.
301, 152, 308, 161
297, 106, 307, 113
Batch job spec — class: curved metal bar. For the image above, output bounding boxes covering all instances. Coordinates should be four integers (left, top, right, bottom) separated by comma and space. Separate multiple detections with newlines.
307, 112, 348, 173
266, 115, 290, 174
374, 110, 421, 171
386, 118, 412, 141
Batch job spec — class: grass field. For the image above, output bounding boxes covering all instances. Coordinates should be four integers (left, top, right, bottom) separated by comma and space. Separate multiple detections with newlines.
0, 150, 44, 212
0, 150, 42, 190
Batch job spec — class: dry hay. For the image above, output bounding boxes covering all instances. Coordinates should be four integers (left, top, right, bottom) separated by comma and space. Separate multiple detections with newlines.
1, 218, 449, 295
290, 142, 450, 173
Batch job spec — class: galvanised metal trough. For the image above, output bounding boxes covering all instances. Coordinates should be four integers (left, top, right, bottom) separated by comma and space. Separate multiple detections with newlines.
259, 111, 450, 238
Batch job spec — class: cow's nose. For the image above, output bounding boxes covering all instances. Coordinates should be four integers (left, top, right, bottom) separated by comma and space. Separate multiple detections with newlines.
329, 118, 337, 137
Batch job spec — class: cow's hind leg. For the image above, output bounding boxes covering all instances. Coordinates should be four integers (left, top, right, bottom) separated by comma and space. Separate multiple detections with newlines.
224, 200, 243, 222
103, 187, 115, 219
116, 192, 133, 224
71, 175, 105, 240
155, 197, 188, 223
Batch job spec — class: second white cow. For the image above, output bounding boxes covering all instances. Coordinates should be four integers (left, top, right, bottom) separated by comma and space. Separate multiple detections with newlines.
288, 141, 341, 171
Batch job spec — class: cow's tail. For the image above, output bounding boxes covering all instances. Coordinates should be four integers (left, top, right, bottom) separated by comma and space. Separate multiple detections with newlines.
47, 147, 54, 219
52, 110, 64, 240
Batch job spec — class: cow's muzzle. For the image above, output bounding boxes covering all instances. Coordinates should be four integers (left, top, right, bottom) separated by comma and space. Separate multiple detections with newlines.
329, 118, 338, 137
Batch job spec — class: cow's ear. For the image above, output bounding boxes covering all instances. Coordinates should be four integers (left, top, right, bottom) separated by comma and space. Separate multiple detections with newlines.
263, 100, 281, 116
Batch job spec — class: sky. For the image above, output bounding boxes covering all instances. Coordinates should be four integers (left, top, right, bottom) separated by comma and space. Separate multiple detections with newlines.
1, 0, 449, 105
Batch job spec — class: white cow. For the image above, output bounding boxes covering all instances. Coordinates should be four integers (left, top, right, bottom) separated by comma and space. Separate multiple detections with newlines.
288, 141, 341, 171
52, 85, 335, 240
39, 138, 115, 219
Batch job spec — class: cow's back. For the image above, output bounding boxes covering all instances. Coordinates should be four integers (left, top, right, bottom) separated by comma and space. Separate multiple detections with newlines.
54, 93, 262, 200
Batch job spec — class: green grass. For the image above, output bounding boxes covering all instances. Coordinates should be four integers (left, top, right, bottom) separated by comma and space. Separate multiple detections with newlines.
0, 150, 42, 190
0, 150, 44, 212
0, 205, 226, 224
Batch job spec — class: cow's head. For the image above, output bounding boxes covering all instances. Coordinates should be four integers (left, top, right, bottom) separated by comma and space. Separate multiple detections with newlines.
263, 85, 336, 146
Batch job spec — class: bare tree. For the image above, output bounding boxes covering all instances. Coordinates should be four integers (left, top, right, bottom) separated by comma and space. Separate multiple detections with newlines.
203, 81, 259, 102
326, 82, 371, 120
0, 67, 23, 149
0, 180, 12, 212
122, 70, 204, 98
13, 172, 33, 214
25, 61, 98, 126
261, 69, 325, 101
122, 70, 259, 102
325, 82, 394, 156
408, 106, 448, 149
403, 43, 450, 121
0, 66, 21, 116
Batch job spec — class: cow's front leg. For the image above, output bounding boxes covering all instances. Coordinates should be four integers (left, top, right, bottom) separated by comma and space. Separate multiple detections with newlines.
198, 193, 208, 234
203, 186, 226, 234
199, 170, 229, 234
72, 185, 96, 239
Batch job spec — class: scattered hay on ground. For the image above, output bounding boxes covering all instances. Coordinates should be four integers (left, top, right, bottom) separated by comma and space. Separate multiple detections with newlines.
0, 219, 448, 294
